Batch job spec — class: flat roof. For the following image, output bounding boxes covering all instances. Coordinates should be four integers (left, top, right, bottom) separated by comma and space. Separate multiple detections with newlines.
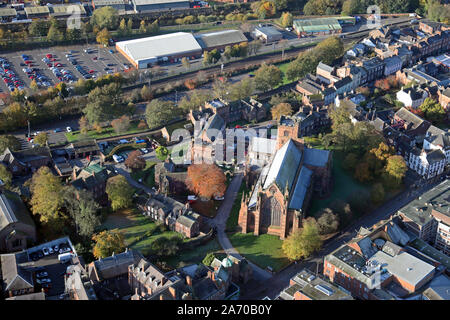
255, 26, 282, 37
293, 18, 342, 33
116, 32, 202, 63
369, 251, 435, 288
195, 29, 247, 49
133, 0, 189, 5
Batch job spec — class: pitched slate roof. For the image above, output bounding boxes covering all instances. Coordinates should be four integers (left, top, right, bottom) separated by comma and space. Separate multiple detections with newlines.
288, 167, 313, 210
0, 190, 35, 232
303, 148, 330, 168
263, 140, 302, 191
1, 252, 33, 292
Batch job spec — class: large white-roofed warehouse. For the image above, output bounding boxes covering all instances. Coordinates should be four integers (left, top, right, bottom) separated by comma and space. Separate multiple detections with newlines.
115, 32, 203, 69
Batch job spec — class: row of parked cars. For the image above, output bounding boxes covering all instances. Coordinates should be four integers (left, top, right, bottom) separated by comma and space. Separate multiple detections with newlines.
21, 54, 52, 88
0, 57, 24, 92
42, 53, 76, 83
29, 242, 72, 261
34, 266, 53, 290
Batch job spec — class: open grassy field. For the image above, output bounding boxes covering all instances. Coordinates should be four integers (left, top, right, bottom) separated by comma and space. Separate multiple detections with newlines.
101, 208, 180, 255
228, 232, 290, 272
65, 122, 149, 143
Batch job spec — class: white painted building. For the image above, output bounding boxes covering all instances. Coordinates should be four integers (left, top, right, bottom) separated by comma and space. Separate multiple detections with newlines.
396, 86, 429, 109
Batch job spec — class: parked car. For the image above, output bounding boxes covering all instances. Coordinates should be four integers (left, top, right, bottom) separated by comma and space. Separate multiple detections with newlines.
140, 148, 149, 154
113, 154, 124, 163
42, 247, 49, 256
36, 271, 48, 278
66, 126, 72, 132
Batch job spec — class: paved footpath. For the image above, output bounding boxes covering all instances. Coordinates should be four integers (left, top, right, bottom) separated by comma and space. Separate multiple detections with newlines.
209, 172, 273, 282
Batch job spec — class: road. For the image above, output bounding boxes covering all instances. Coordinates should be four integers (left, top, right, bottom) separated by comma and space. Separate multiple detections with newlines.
239, 178, 444, 300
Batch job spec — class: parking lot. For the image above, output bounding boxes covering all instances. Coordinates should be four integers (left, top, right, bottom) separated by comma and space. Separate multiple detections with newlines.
0, 44, 131, 92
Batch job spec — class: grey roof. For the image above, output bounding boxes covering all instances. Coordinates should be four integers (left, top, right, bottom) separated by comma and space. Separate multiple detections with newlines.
204, 113, 225, 139
133, 0, 189, 5
288, 166, 313, 210
6, 292, 45, 300
369, 251, 435, 288
317, 62, 334, 74
195, 30, 247, 49
116, 32, 202, 63
0, 190, 35, 232
0, 8, 17, 17
263, 140, 302, 191
422, 274, 450, 300
92, 249, 141, 280
176, 214, 197, 228
425, 149, 446, 164
303, 148, 330, 168
399, 180, 449, 227
426, 125, 449, 148
250, 137, 277, 155
382, 241, 403, 257
254, 26, 282, 37
1, 252, 34, 292
394, 107, 430, 130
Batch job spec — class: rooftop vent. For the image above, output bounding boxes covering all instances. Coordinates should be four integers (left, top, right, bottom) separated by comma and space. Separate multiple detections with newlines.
407, 267, 413, 272
307, 275, 316, 282
314, 284, 334, 296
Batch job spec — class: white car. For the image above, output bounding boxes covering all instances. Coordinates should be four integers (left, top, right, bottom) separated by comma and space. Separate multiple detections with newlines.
66, 126, 72, 132
42, 247, 49, 256
48, 247, 54, 254
140, 148, 149, 154
187, 195, 198, 201
214, 195, 225, 201
113, 154, 124, 163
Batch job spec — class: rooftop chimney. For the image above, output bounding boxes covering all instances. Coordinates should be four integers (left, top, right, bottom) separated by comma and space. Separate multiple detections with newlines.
186, 275, 192, 287
168, 286, 176, 299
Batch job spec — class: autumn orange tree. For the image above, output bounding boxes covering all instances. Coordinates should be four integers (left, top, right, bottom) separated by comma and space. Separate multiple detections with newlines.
124, 150, 145, 171
186, 164, 226, 200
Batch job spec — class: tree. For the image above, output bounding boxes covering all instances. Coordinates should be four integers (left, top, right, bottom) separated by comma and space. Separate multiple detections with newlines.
30, 79, 39, 91
282, 218, 322, 260
145, 99, 179, 129
140, 85, 152, 101
47, 24, 63, 42
64, 187, 101, 238
371, 183, 385, 204
341, 0, 361, 15
0, 135, 20, 153
111, 115, 131, 134
254, 64, 282, 91
186, 164, 227, 200
79, 116, 90, 135
280, 12, 293, 27
90, 6, 118, 30
212, 76, 229, 99
92, 229, 126, 259
96, 28, 110, 46
155, 146, 169, 161
151, 236, 181, 257
317, 208, 339, 235
229, 78, 255, 101
271, 102, 293, 120
34, 132, 48, 146
385, 155, 407, 185
106, 175, 134, 211
127, 18, 133, 33
202, 252, 216, 266
343, 153, 359, 171
124, 150, 146, 171
29, 167, 65, 225
118, 18, 127, 36
0, 164, 12, 187
354, 161, 372, 182
139, 20, 146, 33
419, 98, 446, 123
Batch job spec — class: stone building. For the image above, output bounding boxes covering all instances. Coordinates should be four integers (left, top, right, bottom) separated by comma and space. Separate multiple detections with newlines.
238, 119, 332, 240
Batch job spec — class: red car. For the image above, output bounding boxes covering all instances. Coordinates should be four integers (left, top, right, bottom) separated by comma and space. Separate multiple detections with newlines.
92, 57, 98, 60
25, 60, 32, 65
55, 63, 62, 67
50, 58, 57, 62
89, 70, 95, 74
46, 54, 52, 59
47, 63, 52, 67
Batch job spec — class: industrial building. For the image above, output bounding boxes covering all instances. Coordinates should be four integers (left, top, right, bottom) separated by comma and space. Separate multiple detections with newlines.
24, 6, 50, 19
131, 0, 189, 12
195, 29, 248, 51
252, 26, 283, 43
116, 32, 202, 69
50, 4, 87, 18
293, 17, 342, 37
0, 8, 17, 22
91, 0, 127, 11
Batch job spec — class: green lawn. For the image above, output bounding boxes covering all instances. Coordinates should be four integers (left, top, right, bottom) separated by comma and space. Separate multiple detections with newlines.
166, 239, 223, 269
226, 181, 248, 232
65, 122, 148, 143
100, 209, 180, 256
308, 151, 371, 217
130, 161, 156, 188
228, 233, 290, 272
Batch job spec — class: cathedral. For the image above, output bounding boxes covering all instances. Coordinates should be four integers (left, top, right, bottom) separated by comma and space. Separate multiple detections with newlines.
238, 116, 332, 240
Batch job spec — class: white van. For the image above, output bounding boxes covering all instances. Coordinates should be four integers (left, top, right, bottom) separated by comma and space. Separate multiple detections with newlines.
113, 154, 124, 163
58, 252, 73, 263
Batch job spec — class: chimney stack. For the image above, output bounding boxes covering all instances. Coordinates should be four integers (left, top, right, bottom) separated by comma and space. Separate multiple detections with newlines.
168, 286, 176, 299
186, 275, 192, 287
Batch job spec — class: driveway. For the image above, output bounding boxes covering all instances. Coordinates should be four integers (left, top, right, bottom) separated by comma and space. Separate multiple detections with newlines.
208, 172, 273, 282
